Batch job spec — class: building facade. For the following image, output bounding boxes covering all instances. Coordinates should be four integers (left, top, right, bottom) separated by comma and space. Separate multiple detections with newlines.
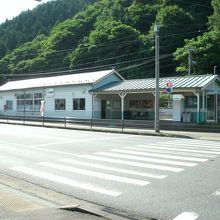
0, 69, 219, 124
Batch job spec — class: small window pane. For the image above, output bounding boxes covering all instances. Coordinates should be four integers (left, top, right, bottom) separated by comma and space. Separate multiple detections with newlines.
73, 98, 85, 110
25, 100, 33, 111
6, 100, 13, 110
34, 93, 42, 99
17, 100, 24, 111
55, 99, 66, 110
24, 94, 33, 99
34, 100, 41, 110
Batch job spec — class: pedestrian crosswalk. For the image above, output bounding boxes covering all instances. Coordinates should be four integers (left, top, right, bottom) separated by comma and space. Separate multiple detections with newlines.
10, 138, 220, 197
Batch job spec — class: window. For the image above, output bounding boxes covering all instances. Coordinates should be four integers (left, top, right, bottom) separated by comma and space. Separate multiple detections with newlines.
112, 100, 120, 109
73, 98, 85, 110
34, 93, 43, 110
6, 100, 13, 110
16, 93, 43, 112
55, 99, 66, 110
185, 96, 197, 108
25, 99, 33, 111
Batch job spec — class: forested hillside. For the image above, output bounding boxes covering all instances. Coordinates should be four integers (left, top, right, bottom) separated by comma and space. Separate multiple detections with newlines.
0, 0, 218, 81
0, 0, 94, 58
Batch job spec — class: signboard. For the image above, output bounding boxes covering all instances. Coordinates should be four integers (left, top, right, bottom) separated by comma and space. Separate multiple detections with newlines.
46, 88, 54, 98
173, 94, 184, 101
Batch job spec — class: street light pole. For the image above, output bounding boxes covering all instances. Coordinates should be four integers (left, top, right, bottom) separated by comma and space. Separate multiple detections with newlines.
154, 23, 160, 133
214, 66, 217, 75
188, 48, 193, 75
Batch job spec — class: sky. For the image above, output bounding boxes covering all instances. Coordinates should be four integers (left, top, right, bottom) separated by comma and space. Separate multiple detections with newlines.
0, 0, 50, 24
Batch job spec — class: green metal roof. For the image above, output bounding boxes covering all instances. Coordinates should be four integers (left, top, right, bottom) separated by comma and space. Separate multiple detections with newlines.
92, 74, 218, 94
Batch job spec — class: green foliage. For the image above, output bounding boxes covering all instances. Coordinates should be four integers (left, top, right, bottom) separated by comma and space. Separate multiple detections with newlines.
209, 0, 220, 31
69, 19, 147, 78
175, 31, 220, 74
0, 0, 216, 79
125, 2, 157, 33
0, 0, 94, 58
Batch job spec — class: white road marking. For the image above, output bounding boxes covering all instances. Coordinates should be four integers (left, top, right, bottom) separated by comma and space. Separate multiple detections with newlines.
95, 152, 197, 167
11, 166, 121, 197
212, 189, 220, 196
39, 162, 149, 186
115, 148, 207, 162
171, 140, 220, 146
0, 140, 27, 147
60, 159, 167, 179
78, 155, 184, 172
173, 212, 199, 220
132, 147, 216, 158
137, 145, 220, 155
32, 136, 133, 147
156, 142, 220, 151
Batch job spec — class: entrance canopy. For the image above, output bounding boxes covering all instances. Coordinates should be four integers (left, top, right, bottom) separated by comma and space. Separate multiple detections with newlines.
91, 74, 219, 94
91, 74, 220, 124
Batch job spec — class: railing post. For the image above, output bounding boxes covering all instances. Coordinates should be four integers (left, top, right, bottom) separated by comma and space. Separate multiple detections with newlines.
7, 115, 8, 124
91, 118, 93, 131
121, 119, 124, 132
64, 117, 67, 128
119, 93, 127, 133
42, 116, 44, 127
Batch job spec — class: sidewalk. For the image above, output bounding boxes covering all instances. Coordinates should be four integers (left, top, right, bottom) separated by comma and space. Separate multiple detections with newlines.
161, 129, 220, 141
91, 126, 220, 141
0, 174, 145, 220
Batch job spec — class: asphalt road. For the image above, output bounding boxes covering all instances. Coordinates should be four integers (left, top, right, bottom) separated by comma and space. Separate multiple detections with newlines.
0, 124, 220, 220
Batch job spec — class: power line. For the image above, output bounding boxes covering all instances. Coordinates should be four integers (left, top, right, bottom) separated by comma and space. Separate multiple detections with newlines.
118, 54, 172, 72
159, 29, 207, 38
2, 53, 170, 78
7, 28, 207, 62
175, 0, 212, 9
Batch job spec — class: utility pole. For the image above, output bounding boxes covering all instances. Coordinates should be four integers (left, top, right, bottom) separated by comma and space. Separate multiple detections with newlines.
188, 49, 192, 75
154, 23, 160, 133
214, 66, 217, 75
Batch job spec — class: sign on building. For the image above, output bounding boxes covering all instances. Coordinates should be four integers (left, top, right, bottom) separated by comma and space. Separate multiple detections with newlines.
46, 88, 54, 98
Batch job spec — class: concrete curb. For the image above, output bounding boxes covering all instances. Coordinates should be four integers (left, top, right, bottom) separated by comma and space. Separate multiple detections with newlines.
0, 173, 152, 220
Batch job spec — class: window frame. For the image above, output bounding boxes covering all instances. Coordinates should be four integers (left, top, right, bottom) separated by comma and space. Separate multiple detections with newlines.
73, 98, 85, 111
55, 98, 66, 111
16, 93, 43, 112
6, 100, 13, 110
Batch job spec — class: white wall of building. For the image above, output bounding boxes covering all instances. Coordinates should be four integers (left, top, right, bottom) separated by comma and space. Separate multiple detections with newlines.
44, 85, 93, 118
0, 85, 94, 119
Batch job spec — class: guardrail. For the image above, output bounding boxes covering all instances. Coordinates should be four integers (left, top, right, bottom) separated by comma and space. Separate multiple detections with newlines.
0, 115, 218, 132
0, 115, 154, 132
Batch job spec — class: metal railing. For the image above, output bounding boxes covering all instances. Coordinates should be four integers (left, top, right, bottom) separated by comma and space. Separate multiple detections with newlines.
0, 115, 154, 132
0, 115, 218, 132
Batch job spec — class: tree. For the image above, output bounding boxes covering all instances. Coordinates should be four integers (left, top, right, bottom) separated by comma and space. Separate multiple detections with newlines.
125, 2, 157, 33
209, 0, 220, 32
69, 19, 147, 78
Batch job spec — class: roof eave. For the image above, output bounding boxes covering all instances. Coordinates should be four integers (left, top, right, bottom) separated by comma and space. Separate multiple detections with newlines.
93, 87, 201, 95
93, 69, 124, 85
0, 82, 93, 92
201, 75, 219, 91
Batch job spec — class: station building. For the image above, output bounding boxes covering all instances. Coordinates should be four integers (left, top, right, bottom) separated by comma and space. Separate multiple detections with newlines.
0, 69, 219, 124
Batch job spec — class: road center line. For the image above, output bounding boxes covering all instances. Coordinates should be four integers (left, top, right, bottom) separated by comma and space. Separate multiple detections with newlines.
0, 140, 79, 157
